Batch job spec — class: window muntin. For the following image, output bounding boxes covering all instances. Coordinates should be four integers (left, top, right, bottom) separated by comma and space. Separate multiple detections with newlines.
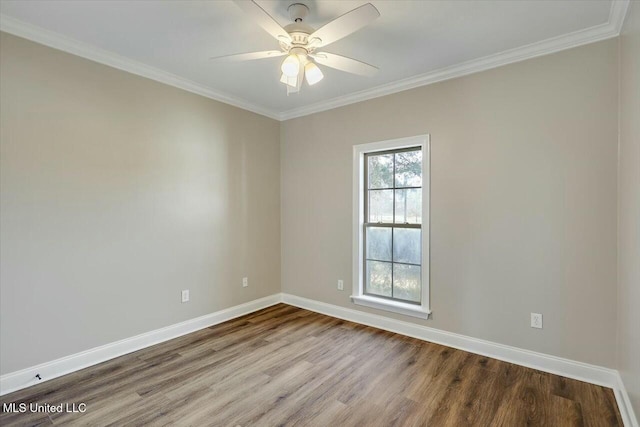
363, 147, 422, 304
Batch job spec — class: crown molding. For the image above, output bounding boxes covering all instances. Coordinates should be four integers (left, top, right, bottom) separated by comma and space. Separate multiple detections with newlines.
279, 0, 631, 121
610, 0, 631, 34
1, 1, 631, 122
0, 15, 281, 121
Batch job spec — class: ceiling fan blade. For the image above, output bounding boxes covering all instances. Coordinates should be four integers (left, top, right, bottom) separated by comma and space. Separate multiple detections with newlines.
210, 50, 285, 62
311, 52, 378, 77
308, 3, 380, 48
233, 0, 291, 43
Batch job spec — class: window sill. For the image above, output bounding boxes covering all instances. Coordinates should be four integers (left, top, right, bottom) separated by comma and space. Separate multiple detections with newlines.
351, 295, 431, 319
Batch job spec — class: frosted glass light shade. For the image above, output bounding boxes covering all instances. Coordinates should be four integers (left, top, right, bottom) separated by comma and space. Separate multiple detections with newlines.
281, 54, 300, 77
304, 62, 324, 85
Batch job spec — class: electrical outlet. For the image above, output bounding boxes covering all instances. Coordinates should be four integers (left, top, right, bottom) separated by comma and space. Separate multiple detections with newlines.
531, 313, 542, 329
181, 290, 190, 303
337, 280, 344, 291
242, 277, 248, 288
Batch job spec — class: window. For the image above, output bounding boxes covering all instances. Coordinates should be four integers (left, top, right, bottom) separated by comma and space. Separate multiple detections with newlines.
352, 135, 430, 319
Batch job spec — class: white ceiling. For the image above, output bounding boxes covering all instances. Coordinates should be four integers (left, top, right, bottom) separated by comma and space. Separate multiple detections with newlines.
0, 1, 629, 120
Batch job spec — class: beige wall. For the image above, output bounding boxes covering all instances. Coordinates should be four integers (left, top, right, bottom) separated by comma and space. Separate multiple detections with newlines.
281, 39, 619, 367
618, 0, 640, 417
0, 23, 630, 381
0, 33, 281, 375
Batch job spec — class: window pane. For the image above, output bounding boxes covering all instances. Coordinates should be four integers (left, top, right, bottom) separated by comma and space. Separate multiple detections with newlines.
366, 227, 392, 262
393, 264, 421, 302
366, 261, 392, 297
393, 228, 421, 265
395, 150, 422, 188
368, 190, 393, 223
368, 154, 393, 189
395, 188, 422, 224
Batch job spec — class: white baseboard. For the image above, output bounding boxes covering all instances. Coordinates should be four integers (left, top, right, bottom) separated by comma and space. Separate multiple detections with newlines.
615, 371, 640, 427
2, 291, 636, 426
281, 293, 637, 427
0, 293, 282, 396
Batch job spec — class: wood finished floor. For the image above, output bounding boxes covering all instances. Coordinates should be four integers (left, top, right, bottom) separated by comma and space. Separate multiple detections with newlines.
1, 304, 622, 426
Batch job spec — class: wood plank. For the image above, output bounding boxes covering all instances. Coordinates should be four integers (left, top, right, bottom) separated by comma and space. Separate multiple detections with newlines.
0, 304, 623, 426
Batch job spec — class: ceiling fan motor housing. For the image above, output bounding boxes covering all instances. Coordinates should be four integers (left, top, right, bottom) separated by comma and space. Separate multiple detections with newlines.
288, 46, 308, 57
282, 15, 317, 54
287, 30, 310, 42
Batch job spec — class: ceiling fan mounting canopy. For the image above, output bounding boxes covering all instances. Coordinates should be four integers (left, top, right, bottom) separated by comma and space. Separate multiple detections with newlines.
211, 1, 381, 94
288, 3, 309, 23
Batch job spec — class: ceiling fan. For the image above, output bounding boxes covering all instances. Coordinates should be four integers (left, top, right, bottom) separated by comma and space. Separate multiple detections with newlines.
211, 1, 380, 94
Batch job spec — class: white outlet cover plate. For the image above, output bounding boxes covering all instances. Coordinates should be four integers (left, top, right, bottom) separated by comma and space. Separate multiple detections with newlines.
337, 280, 344, 291
242, 277, 248, 288
181, 290, 189, 303
531, 313, 543, 329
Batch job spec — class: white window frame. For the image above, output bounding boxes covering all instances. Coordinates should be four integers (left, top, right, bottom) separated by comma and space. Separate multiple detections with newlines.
351, 135, 431, 319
